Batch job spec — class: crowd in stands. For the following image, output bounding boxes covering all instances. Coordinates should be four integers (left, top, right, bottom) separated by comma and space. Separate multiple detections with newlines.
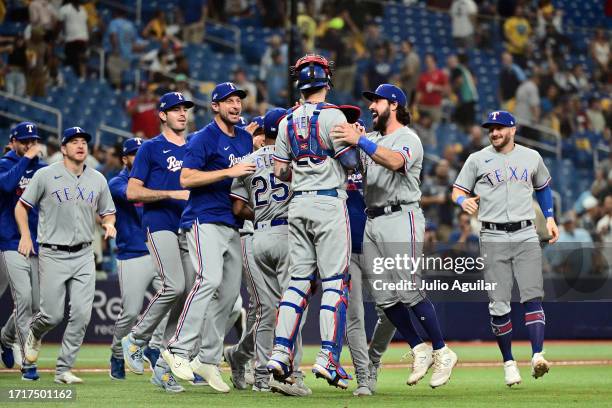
0, 0, 611, 276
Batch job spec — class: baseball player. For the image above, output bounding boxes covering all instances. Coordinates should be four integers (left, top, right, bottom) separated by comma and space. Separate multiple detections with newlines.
267, 54, 359, 390
331, 83, 457, 388
108, 137, 168, 380
451, 110, 559, 386
227, 108, 311, 396
121, 92, 195, 393
162, 82, 255, 393
0, 122, 46, 380
17, 126, 116, 384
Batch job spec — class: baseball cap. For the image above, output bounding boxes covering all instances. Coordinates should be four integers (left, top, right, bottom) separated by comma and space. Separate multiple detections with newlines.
363, 84, 407, 108
211, 82, 247, 102
582, 195, 598, 210
237, 117, 248, 128
158, 92, 194, 111
253, 116, 264, 129
263, 108, 287, 138
122, 137, 144, 156
11, 122, 40, 140
481, 110, 516, 128
61, 126, 91, 145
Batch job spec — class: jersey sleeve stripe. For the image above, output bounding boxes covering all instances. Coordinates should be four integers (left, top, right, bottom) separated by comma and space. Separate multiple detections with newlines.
333, 145, 355, 158
272, 154, 291, 163
19, 197, 35, 208
453, 183, 472, 194
99, 210, 117, 216
534, 177, 552, 191
229, 193, 249, 202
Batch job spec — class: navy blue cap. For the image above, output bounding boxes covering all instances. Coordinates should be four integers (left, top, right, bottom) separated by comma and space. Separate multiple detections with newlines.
237, 117, 248, 128
253, 116, 264, 129
11, 122, 40, 140
211, 82, 247, 102
158, 92, 194, 111
122, 137, 144, 155
481, 110, 517, 128
363, 84, 407, 107
263, 108, 286, 138
61, 126, 91, 145
356, 118, 365, 128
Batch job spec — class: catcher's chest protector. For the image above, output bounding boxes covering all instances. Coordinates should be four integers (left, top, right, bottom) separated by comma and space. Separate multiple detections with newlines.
286, 102, 334, 164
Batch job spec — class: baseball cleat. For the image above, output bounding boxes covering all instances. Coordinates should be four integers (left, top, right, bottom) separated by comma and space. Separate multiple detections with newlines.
531, 352, 550, 379
55, 371, 84, 384
504, 360, 522, 386
266, 359, 295, 384
269, 378, 309, 396
407, 343, 433, 386
162, 350, 194, 382
367, 361, 380, 394
109, 356, 126, 380
191, 359, 230, 393
312, 351, 352, 389
429, 346, 457, 388
121, 335, 144, 374
21, 365, 39, 381
1, 341, 15, 368
252, 381, 271, 392
353, 371, 372, 396
143, 347, 160, 372
245, 359, 255, 385
13, 343, 23, 369
189, 373, 208, 386
151, 364, 184, 393
24, 331, 41, 364
224, 346, 247, 390
294, 375, 312, 395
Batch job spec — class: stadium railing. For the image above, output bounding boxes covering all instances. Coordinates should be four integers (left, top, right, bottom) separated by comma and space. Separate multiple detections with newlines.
0, 91, 63, 136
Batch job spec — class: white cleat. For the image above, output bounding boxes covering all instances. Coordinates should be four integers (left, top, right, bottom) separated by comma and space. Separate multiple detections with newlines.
531, 352, 550, 379
245, 359, 255, 386
504, 360, 522, 387
13, 344, 23, 369
191, 359, 230, 393
429, 346, 458, 388
24, 331, 41, 364
54, 371, 84, 384
161, 350, 194, 382
406, 343, 433, 386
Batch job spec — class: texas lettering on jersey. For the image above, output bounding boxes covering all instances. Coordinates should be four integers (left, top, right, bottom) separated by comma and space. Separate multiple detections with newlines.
482, 165, 531, 187
50, 186, 98, 205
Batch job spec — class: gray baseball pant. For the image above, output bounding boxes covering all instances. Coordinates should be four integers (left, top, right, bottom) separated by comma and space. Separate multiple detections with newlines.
345, 252, 371, 380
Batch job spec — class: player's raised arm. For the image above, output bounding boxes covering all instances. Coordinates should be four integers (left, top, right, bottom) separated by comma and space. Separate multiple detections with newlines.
126, 177, 188, 202
180, 162, 256, 189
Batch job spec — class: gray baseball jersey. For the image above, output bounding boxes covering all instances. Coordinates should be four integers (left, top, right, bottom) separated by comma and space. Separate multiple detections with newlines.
273, 104, 351, 192
360, 126, 423, 208
20, 162, 116, 245
230, 145, 290, 225
453, 144, 551, 223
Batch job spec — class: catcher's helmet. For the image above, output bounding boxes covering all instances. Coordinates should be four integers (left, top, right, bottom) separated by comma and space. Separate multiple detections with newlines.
291, 54, 334, 90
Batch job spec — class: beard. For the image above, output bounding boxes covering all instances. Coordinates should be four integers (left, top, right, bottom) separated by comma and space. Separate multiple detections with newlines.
219, 109, 241, 127
372, 106, 390, 133
490, 133, 512, 151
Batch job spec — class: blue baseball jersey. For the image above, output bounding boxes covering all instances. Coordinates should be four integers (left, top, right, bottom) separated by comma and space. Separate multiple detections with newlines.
346, 171, 366, 254
182, 120, 253, 228
0, 150, 46, 252
129, 134, 187, 234
109, 168, 149, 260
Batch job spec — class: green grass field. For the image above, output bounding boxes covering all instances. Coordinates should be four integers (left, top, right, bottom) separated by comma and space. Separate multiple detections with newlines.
1, 341, 611, 407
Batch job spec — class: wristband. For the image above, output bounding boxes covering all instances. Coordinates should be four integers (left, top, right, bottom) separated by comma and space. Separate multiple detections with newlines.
455, 195, 466, 206
358, 136, 378, 156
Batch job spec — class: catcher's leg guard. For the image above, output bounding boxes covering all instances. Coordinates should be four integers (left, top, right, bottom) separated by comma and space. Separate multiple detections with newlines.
269, 274, 315, 382
320, 273, 350, 361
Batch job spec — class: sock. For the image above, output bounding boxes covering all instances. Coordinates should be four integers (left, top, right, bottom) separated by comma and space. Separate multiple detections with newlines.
491, 314, 514, 362
523, 300, 545, 354
383, 303, 423, 349
410, 299, 445, 350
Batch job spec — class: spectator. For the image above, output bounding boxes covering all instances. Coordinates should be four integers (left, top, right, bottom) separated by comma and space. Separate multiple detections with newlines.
448, 212, 480, 260
541, 58, 571, 95
459, 125, 485, 165
364, 41, 394, 93
26, 27, 50, 97
44, 136, 61, 162
498, 51, 526, 109
398, 40, 420, 106
592, 168, 609, 199
514, 70, 540, 124
83, 1, 103, 45
179, 0, 206, 43
448, 53, 478, 132
104, 9, 144, 88
29, 0, 58, 41
442, 144, 460, 180
141, 36, 178, 80
545, 212, 593, 275
412, 111, 436, 148
503, 5, 531, 68
596, 195, 612, 243
2, 34, 27, 96
567, 64, 591, 95
449, 0, 478, 49
126, 82, 160, 139
536, 0, 564, 40
539, 22, 569, 64
232, 67, 258, 114
319, 14, 357, 97
579, 195, 600, 238
416, 53, 449, 126
558, 211, 593, 243
589, 28, 610, 84
58, 0, 90, 78
259, 34, 287, 82
264, 50, 288, 107
586, 97, 607, 135
142, 10, 168, 40
260, 0, 284, 28
421, 159, 455, 239
175, 73, 196, 132
297, 2, 316, 52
